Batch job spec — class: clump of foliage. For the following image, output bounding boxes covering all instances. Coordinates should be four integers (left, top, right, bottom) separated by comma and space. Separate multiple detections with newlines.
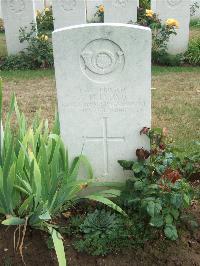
0, 18, 4, 33
179, 142, 200, 181
0, 80, 125, 265
73, 209, 150, 256
36, 7, 54, 33
190, 18, 200, 28
0, 23, 53, 70
0, 54, 34, 70
118, 127, 195, 241
137, 8, 182, 65
90, 5, 104, 23
19, 23, 53, 68
139, 0, 150, 9
185, 37, 200, 66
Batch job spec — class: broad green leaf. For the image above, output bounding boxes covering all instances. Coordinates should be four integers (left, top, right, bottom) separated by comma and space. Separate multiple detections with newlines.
150, 216, 164, 227
164, 225, 178, 240
170, 208, 179, 220
48, 227, 66, 266
18, 195, 33, 216
85, 195, 127, 216
39, 211, 51, 220
2, 217, 25, 226
134, 180, 144, 191
165, 214, 173, 224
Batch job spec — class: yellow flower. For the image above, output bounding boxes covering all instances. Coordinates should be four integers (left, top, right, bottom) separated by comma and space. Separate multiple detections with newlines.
44, 35, 48, 41
45, 7, 50, 12
79, 183, 88, 190
146, 9, 153, 18
165, 18, 179, 28
98, 4, 104, 13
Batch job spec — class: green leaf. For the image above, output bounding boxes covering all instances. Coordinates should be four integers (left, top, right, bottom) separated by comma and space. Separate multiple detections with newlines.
170, 193, 182, 208
165, 214, 173, 224
147, 201, 162, 217
164, 225, 178, 240
48, 227, 66, 266
147, 201, 155, 217
134, 180, 144, 191
132, 162, 143, 173
2, 217, 25, 226
150, 216, 164, 227
39, 211, 51, 220
170, 208, 179, 220
18, 195, 33, 216
183, 194, 190, 206
85, 195, 127, 216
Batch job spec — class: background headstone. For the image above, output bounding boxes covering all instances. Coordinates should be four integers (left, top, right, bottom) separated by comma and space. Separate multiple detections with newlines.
1, 0, 36, 55
151, 0, 190, 55
0, 0, 2, 18
52, 0, 86, 29
34, 0, 45, 12
104, 0, 137, 23
53, 24, 151, 182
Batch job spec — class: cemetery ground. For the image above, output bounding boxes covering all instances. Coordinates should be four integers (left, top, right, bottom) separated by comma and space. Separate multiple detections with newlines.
0, 23, 199, 266
0, 65, 199, 266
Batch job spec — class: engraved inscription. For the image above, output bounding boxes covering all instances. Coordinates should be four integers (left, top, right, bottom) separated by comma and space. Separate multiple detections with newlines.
83, 117, 125, 176
60, 0, 77, 11
62, 87, 146, 114
114, 0, 128, 7
9, 0, 25, 13
80, 39, 125, 83
167, 0, 182, 7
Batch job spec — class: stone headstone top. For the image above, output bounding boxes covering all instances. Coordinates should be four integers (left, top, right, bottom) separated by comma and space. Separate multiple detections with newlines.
104, 0, 137, 23
52, 0, 86, 29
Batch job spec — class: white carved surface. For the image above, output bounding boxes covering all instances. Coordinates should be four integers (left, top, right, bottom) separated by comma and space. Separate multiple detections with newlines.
104, 0, 137, 23
167, 0, 183, 7
53, 24, 151, 181
9, 0, 25, 13
60, 0, 77, 11
52, 0, 86, 29
80, 39, 125, 83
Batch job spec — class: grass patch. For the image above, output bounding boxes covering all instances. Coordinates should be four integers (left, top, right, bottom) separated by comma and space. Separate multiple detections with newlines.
0, 67, 199, 153
0, 69, 54, 79
152, 66, 200, 75
0, 33, 7, 58
152, 70, 200, 151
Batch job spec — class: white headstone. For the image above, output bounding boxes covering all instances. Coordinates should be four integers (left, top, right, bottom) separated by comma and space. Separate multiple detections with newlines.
191, 0, 200, 19
151, 0, 190, 55
52, 0, 86, 29
104, 0, 137, 23
0, 0, 2, 18
86, 0, 103, 22
34, 0, 45, 12
53, 24, 151, 182
1, 0, 36, 55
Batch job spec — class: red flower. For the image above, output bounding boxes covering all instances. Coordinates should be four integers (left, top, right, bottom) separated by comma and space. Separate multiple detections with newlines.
136, 148, 150, 160
162, 168, 182, 183
140, 127, 150, 135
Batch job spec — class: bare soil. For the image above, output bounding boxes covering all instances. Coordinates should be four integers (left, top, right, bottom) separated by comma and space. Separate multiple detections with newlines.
0, 200, 200, 266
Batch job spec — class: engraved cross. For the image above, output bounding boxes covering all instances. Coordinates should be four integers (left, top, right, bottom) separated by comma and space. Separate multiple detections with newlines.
83, 117, 125, 177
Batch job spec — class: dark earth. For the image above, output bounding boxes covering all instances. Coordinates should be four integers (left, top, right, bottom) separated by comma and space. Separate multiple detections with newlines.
0, 199, 200, 266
